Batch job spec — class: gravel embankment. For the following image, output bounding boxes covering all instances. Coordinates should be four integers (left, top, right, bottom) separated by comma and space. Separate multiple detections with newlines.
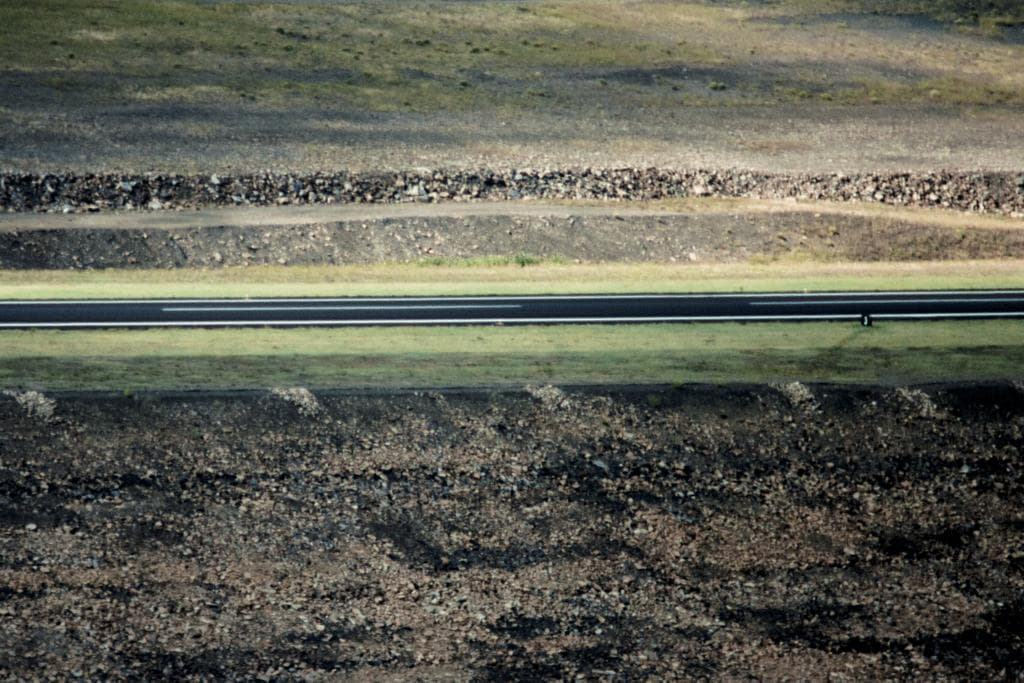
3, 169, 1023, 215
3, 211, 1024, 270
1, 384, 1022, 679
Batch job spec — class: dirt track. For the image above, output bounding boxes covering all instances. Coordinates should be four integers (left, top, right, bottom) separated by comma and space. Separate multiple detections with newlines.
2, 384, 1022, 680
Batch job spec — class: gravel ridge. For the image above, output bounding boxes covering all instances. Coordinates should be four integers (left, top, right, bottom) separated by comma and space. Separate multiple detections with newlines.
3, 168, 1023, 215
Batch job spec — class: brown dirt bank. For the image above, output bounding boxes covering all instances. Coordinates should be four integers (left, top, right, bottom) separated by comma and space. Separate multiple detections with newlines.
3, 168, 1023, 215
3, 210, 1023, 270
1, 383, 1022, 679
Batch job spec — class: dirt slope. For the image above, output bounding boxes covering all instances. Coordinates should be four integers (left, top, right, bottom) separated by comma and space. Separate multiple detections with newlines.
6, 210, 1024, 270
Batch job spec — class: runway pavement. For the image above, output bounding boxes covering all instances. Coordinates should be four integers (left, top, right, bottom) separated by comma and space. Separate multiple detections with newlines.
1, 291, 1024, 328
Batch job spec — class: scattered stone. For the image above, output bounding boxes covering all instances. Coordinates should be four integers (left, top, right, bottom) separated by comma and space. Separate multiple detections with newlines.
772, 381, 818, 413
895, 387, 943, 419
270, 386, 321, 417
3, 389, 56, 422
525, 384, 572, 411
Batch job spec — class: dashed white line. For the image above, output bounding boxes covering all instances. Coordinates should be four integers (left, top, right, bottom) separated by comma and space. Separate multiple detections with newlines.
161, 304, 522, 312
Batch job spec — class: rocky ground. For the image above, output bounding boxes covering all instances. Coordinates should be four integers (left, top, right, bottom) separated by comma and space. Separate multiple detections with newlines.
1, 383, 1022, 680
2, 2, 1022, 679
3, 209, 1024, 270
3, 169, 1023, 215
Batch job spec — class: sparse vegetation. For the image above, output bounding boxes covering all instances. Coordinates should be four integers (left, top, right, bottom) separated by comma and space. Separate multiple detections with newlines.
0, 0, 1020, 113
789, 0, 1024, 25
415, 253, 554, 268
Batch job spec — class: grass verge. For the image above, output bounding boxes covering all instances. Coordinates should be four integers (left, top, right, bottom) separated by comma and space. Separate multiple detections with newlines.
0, 321, 1020, 390
1, 260, 1023, 299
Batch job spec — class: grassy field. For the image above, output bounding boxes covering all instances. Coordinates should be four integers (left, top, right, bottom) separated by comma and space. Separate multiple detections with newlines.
0, 320, 1021, 390
2, 0, 1020, 112
1, 260, 1022, 300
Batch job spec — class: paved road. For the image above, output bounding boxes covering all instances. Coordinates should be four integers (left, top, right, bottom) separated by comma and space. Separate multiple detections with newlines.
2, 291, 1024, 328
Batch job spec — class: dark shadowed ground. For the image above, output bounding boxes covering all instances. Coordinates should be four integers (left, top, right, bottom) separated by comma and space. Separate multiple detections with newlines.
1, 383, 1022, 679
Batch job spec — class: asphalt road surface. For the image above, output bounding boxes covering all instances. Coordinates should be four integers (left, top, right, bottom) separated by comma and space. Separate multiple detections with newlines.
2, 291, 1024, 328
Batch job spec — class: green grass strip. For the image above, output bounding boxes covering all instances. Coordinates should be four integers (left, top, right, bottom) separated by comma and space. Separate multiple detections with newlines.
0, 321, 1020, 390
1, 261, 1023, 299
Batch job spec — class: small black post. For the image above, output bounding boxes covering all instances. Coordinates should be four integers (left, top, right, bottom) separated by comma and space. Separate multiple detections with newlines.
861, 313, 873, 327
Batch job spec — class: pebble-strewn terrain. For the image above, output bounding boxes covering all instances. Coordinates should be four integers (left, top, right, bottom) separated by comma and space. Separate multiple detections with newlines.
1, 384, 1021, 680
3, 169, 1023, 215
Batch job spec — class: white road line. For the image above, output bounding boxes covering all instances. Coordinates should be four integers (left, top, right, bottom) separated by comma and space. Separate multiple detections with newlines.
3, 290, 1024, 305
4, 312, 1024, 328
161, 304, 522, 312
875, 312, 1024, 319
752, 297, 1024, 306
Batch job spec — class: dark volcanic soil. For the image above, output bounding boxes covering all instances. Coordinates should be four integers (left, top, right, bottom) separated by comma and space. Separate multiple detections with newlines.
3, 211, 1024, 269
1, 383, 1022, 680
